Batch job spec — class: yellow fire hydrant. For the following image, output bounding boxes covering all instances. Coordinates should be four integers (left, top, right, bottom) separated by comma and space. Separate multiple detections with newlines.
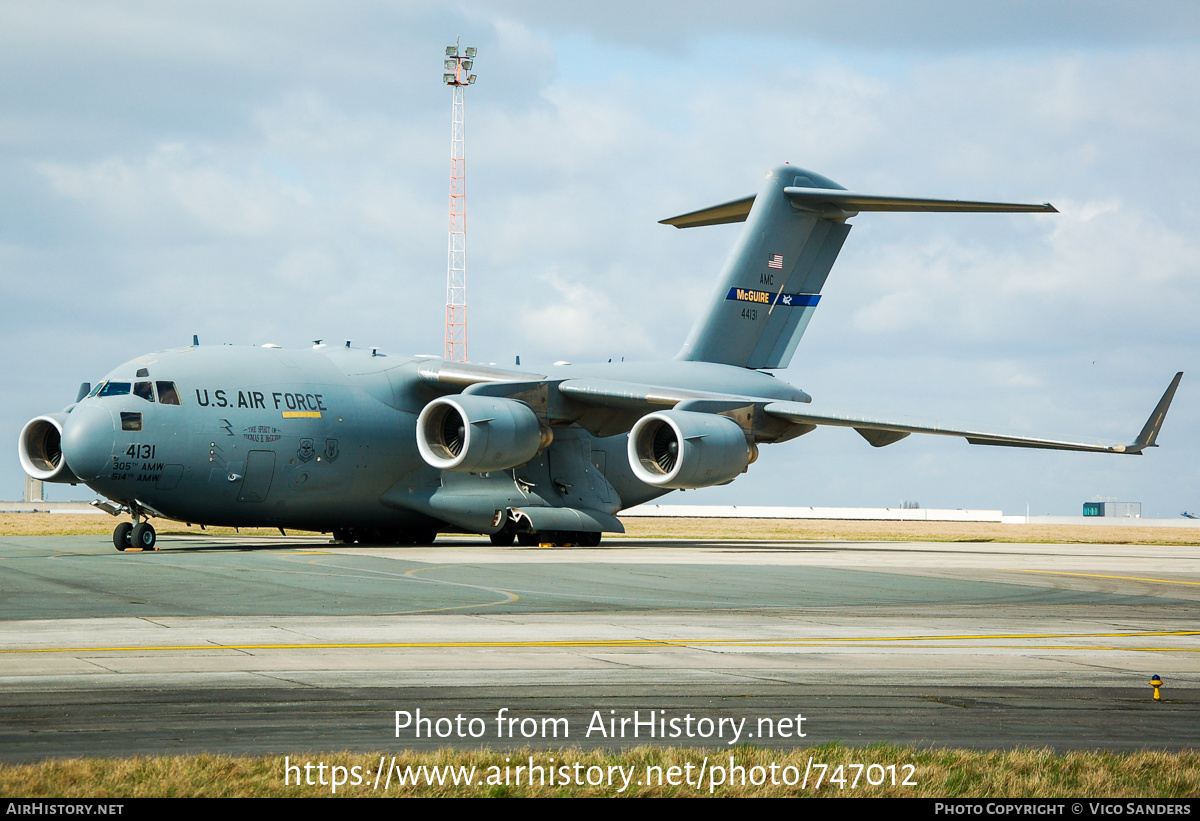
1151, 674, 1163, 701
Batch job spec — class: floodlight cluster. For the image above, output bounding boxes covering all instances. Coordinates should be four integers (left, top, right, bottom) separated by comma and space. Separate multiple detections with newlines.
443, 44, 478, 86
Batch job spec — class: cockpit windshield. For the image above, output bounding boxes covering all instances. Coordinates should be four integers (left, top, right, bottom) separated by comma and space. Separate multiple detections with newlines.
89, 379, 182, 404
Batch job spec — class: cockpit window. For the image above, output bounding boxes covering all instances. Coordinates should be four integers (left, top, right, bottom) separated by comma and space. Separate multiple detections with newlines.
98, 382, 131, 397
87, 382, 104, 398
156, 381, 181, 406
133, 382, 155, 403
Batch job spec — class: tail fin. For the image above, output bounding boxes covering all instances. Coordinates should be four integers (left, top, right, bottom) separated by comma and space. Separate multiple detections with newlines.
669, 164, 1056, 369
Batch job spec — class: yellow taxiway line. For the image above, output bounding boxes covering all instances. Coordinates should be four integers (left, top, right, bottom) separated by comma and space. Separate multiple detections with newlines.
2, 629, 1197, 655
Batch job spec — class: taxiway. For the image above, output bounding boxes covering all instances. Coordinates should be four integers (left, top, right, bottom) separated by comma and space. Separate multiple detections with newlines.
1, 533, 1196, 759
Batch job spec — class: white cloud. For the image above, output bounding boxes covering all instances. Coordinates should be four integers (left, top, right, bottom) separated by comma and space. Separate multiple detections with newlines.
38, 144, 312, 239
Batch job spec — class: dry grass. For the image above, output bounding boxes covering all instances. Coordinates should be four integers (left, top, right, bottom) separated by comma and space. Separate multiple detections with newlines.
2, 745, 1198, 797
0, 513, 321, 538
618, 517, 1200, 546
3, 513, 1199, 546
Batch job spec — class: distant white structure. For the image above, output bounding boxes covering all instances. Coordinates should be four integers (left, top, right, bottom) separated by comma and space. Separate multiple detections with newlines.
1082, 497, 1142, 518
622, 505, 1005, 522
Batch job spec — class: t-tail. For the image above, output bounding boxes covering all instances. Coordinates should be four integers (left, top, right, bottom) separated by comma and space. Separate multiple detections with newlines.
667, 164, 1056, 370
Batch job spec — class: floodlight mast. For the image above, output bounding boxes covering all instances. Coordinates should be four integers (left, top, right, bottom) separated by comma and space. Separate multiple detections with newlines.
443, 41, 478, 362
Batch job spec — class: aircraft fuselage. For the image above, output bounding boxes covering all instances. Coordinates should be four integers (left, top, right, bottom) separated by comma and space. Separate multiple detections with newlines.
42, 343, 807, 539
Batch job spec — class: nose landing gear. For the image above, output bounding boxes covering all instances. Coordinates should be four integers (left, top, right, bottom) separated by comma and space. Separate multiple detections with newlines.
112, 520, 157, 551
131, 522, 157, 551
104, 501, 158, 552
113, 522, 132, 551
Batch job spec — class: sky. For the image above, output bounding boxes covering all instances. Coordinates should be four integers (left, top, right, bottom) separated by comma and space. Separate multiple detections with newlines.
4, 1, 1199, 516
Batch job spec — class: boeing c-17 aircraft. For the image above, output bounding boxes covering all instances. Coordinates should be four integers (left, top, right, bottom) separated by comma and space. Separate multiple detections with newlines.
18, 164, 1182, 551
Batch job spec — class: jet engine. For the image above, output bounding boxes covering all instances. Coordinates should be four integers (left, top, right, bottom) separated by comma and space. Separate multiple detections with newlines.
18, 414, 83, 484
627, 410, 754, 489
416, 395, 550, 473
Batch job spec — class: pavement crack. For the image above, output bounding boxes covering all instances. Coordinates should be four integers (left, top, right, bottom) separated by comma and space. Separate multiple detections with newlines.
251, 673, 318, 688
922, 695, 971, 709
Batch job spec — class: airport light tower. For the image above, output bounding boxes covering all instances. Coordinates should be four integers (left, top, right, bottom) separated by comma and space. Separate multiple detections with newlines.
443, 43, 477, 362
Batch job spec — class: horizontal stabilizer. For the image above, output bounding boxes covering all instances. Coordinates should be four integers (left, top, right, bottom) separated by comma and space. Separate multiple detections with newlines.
659, 190, 1056, 228
659, 195, 756, 228
784, 187, 1057, 217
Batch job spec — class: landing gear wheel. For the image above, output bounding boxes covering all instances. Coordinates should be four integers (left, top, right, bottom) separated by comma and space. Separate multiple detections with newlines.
516, 532, 539, 546
412, 529, 437, 546
113, 522, 132, 552
131, 522, 157, 551
580, 531, 602, 547
489, 530, 515, 546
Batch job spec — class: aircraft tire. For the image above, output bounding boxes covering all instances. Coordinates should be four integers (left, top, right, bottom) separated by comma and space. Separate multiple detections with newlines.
489, 531, 515, 546
132, 522, 157, 551
580, 531, 602, 547
412, 529, 437, 546
516, 532, 539, 546
113, 522, 132, 552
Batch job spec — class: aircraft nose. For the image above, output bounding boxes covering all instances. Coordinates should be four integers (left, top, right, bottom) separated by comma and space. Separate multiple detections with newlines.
61, 403, 115, 481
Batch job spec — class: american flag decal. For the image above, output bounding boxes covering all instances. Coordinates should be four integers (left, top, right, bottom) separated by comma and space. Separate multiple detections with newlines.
767, 254, 783, 269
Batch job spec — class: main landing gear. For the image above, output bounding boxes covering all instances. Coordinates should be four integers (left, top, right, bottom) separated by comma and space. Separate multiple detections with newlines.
113, 520, 156, 552
512, 530, 602, 547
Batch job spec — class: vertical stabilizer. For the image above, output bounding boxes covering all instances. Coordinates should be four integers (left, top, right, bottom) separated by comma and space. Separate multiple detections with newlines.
667, 165, 1055, 369
672, 165, 850, 369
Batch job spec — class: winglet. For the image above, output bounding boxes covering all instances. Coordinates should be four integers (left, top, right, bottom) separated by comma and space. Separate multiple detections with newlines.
1127, 372, 1183, 453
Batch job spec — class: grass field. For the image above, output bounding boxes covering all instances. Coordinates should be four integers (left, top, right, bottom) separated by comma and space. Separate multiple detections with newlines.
3, 745, 1198, 797
3, 513, 1199, 546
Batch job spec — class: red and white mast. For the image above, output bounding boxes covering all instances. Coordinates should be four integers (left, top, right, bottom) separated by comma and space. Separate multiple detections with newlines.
443, 42, 477, 362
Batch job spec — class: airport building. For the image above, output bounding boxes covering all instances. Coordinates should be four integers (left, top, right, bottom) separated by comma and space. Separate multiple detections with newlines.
1082, 497, 1142, 518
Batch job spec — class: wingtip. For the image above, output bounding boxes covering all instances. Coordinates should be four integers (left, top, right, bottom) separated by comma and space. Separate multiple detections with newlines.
1131, 371, 1184, 450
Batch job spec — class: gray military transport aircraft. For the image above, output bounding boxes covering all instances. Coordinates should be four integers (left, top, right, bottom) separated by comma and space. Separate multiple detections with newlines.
18, 164, 1183, 551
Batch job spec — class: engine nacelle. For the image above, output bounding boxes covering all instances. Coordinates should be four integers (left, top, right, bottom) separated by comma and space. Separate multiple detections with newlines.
628, 410, 753, 489
19, 414, 84, 484
416, 395, 549, 473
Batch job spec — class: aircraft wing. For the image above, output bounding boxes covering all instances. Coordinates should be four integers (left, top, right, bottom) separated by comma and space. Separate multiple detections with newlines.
555, 372, 1182, 455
